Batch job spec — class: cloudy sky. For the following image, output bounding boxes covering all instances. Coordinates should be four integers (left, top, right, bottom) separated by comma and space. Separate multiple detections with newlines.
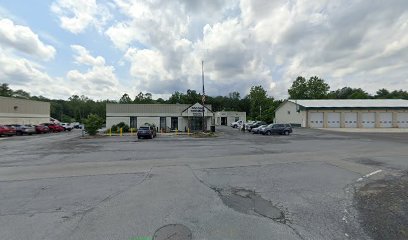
0, 0, 407, 100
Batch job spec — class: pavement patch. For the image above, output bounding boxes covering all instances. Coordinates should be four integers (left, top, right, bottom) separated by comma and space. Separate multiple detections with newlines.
212, 187, 286, 223
355, 173, 408, 240
153, 224, 192, 240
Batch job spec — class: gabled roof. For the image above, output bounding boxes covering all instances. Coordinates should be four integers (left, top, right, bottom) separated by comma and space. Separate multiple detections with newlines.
288, 99, 408, 108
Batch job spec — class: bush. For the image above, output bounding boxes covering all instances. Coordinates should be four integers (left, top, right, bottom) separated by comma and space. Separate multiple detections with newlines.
111, 122, 130, 133
84, 114, 104, 136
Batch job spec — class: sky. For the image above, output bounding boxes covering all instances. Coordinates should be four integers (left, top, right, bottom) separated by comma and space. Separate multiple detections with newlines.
0, 0, 407, 101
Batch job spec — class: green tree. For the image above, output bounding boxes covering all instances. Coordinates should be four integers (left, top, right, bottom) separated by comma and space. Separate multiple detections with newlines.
12, 89, 31, 99
288, 76, 329, 99
119, 93, 132, 103
84, 114, 104, 136
328, 87, 370, 99
288, 76, 308, 99
307, 76, 330, 99
0, 83, 13, 97
375, 88, 390, 99
248, 85, 268, 120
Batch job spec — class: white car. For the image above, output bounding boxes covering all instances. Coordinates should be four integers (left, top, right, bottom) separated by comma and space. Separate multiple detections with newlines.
60, 123, 73, 131
230, 120, 243, 128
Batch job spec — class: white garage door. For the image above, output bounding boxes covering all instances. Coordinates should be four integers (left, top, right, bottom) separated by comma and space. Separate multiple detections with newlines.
379, 112, 392, 128
397, 113, 408, 128
344, 113, 357, 128
309, 112, 324, 128
361, 113, 375, 128
327, 113, 340, 128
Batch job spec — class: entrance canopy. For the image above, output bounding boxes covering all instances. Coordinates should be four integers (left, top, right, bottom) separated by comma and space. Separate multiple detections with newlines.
181, 103, 213, 117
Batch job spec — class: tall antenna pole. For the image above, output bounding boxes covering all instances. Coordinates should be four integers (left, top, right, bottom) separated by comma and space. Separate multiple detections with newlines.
202, 60, 205, 132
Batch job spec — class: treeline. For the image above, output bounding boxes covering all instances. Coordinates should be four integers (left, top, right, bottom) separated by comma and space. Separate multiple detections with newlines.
1, 76, 407, 124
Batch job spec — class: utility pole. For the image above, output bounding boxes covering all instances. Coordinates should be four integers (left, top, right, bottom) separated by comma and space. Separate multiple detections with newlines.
202, 60, 205, 132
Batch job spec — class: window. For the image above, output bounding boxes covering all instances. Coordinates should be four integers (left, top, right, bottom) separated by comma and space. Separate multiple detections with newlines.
130, 117, 137, 129
171, 117, 178, 130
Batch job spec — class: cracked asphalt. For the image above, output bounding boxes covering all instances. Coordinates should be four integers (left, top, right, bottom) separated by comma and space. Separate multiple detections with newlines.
0, 127, 407, 240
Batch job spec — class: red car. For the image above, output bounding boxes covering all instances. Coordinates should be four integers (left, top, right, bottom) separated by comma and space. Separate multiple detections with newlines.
41, 123, 64, 132
35, 124, 50, 134
0, 125, 16, 136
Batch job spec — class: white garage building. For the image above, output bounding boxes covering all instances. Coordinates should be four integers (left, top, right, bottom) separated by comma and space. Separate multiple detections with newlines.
214, 111, 246, 126
106, 102, 214, 132
274, 99, 408, 128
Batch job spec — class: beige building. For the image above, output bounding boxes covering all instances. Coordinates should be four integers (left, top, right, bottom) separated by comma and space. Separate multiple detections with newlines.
106, 102, 214, 132
0, 96, 50, 125
275, 99, 408, 128
214, 111, 246, 126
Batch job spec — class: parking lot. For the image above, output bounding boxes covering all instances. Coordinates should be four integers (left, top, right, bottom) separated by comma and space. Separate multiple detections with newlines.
0, 127, 407, 240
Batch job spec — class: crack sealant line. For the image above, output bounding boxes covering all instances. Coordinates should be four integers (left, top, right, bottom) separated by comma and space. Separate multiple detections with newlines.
357, 169, 383, 182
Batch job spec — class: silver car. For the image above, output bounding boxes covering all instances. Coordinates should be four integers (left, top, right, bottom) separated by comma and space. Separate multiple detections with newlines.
13, 124, 36, 135
252, 125, 267, 134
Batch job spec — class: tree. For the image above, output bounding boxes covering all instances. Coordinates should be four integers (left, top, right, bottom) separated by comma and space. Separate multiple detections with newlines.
288, 76, 329, 99
375, 88, 390, 99
12, 89, 31, 99
328, 87, 370, 99
0, 83, 13, 97
84, 114, 104, 136
248, 85, 268, 120
288, 76, 308, 99
307, 76, 330, 99
119, 93, 132, 103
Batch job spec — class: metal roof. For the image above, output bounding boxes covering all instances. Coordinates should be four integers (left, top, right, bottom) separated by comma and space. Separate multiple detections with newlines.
288, 99, 408, 108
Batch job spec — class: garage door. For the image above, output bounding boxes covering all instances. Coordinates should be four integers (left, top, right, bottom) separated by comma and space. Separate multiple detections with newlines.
397, 113, 408, 128
308, 112, 323, 128
379, 112, 392, 128
361, 113, 375, 128
327, 113, 340, 128
344, 113, 357, 128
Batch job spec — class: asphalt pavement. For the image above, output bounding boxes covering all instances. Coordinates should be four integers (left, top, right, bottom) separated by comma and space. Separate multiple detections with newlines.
0, 127, 407, 240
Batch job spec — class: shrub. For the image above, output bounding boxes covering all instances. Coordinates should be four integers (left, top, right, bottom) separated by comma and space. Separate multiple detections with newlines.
84, 114, 104, 136
111, 122, 130, 132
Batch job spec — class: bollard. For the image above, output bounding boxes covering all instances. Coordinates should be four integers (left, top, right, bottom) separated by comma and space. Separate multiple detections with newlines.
188, 128, 190, 136
131, 128, 133, 136
176, 129, 178, 135
109, 128, 112, 136
120, 128, 123, 137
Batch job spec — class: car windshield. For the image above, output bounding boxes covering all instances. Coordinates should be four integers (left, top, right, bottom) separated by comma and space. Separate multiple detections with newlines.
139, 127, 149, 130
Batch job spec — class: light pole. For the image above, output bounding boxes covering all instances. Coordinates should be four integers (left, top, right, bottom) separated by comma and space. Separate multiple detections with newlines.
202, 60, 205, 132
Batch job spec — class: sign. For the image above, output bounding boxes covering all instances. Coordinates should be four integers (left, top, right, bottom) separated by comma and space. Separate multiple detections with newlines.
182, 103, 213, 117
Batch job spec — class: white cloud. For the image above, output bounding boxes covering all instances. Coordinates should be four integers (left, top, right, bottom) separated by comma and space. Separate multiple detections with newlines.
0, 51, 70, 98
66, 45, 122, 99
0, 18, 56, 60
51, 0, 112, 34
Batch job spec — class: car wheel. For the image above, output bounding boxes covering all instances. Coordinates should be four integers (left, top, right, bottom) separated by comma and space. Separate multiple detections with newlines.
266, 131, 272, 136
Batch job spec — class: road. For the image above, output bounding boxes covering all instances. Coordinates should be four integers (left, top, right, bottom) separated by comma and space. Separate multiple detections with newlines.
0, 127, 407, 240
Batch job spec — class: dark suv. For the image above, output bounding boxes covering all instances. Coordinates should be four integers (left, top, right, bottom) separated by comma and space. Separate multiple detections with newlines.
137, 125, 157, 139
261, 124, 292, 135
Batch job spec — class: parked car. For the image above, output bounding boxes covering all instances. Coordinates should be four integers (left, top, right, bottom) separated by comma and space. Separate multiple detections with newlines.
11, 124, 36, 135
252, 125, 267, 134
60, 123, 73, 131
230, 120, 243, 128
261, 123, 293, 135
35, 124, 50, 134
0, 125, 16, 136
41, 123, 64, 132
137, 125, 157, 139
246, 121, 267, 132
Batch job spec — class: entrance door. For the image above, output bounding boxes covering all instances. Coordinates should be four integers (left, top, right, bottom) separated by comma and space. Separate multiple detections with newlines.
361, 113, 375, 128
327, 113, 340, 128
221, 117, 227, 126
344, 113, 357, 128
379, 113, 392, 128
190, 117, 203, 131
130, 117, 137, 129
397, 113, 408, 128
308, 112, 323, 128
171, 117, 178, 130
160, 117, 167, 131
